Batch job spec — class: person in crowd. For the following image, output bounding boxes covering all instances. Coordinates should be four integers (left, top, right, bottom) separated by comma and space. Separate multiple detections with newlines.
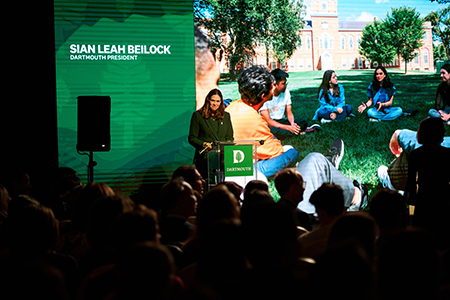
178, 185, 241, 286
225, 66, 299, 178
0, 166, 32, 199
172, 165, 206, 196
192, 219, 248, 299
112, 242, 181, 300
298, 183, 346, 260
378, 125, 450, 192
43, 167, 81, 221
79, 194, 134, 277
307, 238, 374, 300
158, 177, 197, 248
429, 63, 450, 125
327, 212, 379, 264
241, 202, 305, 298
240, 188, 274, 223
358, 66, 402, 121
216, 181, 243, 205
243, 179, 269, 200
369, 189, 407, 254
313, 70, 353, 123
260, 68, 317, 138
405, 118, 450, 248
189, 88, 234, 181
56, 182, 115, 262
1, 199, 81, 298
274, 168, 312, 232
181, 185, 240, 262
77, 204, 162, 300
0, 184, 10, 224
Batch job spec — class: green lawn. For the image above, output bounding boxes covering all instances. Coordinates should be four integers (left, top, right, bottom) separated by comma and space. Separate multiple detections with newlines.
219, 69, 450, 200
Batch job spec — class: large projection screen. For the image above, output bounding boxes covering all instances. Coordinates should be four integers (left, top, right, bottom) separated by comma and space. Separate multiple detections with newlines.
54, 0, 195, 195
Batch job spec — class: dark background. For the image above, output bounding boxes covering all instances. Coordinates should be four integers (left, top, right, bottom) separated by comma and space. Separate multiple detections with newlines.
3, 1, 58, 200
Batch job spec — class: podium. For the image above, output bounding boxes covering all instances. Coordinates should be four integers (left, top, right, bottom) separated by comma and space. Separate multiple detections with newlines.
206, 140, 265, 191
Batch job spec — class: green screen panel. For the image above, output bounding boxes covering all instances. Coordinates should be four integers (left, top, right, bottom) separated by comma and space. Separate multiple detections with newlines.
54, 0, 195, 194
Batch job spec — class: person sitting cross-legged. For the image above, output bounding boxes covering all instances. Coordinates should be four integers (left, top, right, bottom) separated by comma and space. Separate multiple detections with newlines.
260, 68, 319, 139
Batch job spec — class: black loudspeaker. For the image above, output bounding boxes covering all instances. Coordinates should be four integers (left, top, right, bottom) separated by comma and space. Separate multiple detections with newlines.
77, 96, 111, 152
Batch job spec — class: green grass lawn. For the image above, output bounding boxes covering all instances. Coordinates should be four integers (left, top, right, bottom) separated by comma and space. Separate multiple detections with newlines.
219, 69, 450, 201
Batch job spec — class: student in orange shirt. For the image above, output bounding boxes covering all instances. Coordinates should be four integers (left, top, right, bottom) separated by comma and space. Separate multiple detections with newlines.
225, 66, 299, 177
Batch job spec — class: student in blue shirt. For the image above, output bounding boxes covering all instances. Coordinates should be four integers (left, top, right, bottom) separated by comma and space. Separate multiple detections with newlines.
358, 66, 403, 121
313, 70, 353, 123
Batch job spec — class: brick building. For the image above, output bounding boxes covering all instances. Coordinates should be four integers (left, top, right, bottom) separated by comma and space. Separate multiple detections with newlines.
237, 0, 434, 72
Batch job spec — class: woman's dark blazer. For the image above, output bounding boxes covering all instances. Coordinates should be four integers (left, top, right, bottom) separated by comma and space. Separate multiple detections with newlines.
188, 111, 234, 163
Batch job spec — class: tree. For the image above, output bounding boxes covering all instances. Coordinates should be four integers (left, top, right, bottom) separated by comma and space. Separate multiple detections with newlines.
195, 0, 263, 80
429, 0, 450, 4
424, 6, 450, 60
263, 0, 304, 66
433, 43, 448, 63
359, 20, 397, 67
385, 7, 425, 74
194, 0, 304, 78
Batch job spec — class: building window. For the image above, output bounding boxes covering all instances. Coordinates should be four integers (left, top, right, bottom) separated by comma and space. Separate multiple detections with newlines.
289, 59, 295, 69
307, 58, 312, 69
349, 35, 354, 50
271, 61, 277, 70
298, 59, 304, 69
414, 52, 420, 64
322, 21, 328, 30
342, 57, 347, 68
424, 51, 429, 65
341, 35, 346, 49
306, 35, 311, 50
324, 34, 329, 49
322, 3, 327, 10
423, 31, 427, 41
297, 37, 302, 50
357, 35, 361, 49
358, 57, 363, 68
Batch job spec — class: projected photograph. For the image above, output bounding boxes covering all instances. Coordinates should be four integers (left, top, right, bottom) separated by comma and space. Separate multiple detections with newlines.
54, 0, 449, 200
194, 0, 450, 199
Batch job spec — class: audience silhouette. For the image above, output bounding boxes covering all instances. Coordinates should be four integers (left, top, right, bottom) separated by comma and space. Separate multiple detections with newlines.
0, 161, 449, 300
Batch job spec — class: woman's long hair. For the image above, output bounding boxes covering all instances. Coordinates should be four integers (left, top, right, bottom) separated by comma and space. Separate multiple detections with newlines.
372, 66, 394, 91
198, 88, 225, 119
317, 70, 340, 103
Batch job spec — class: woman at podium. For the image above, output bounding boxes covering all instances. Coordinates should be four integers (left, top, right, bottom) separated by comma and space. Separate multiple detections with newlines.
188, 88, 234, 180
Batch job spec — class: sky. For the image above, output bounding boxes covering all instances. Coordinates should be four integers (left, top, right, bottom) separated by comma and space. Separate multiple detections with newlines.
303, 0, 448, 21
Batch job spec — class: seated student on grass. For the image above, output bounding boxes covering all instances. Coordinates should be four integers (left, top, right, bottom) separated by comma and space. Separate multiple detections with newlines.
259, 68, 318, 138
428, 63, 450, 125
358, 66, 402, 121
313, 70, 353, 123
225, 66, 299, 178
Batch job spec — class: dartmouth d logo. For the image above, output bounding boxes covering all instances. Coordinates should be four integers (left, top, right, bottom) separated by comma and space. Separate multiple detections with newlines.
233, 150, 245, 163
224, 145, 253, 177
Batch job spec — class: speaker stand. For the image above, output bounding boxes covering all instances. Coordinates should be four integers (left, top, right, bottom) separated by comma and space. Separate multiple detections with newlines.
87, 151, 97, 183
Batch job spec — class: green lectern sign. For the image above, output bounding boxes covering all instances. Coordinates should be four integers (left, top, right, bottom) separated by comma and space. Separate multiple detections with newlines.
224, 145, 254, 177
